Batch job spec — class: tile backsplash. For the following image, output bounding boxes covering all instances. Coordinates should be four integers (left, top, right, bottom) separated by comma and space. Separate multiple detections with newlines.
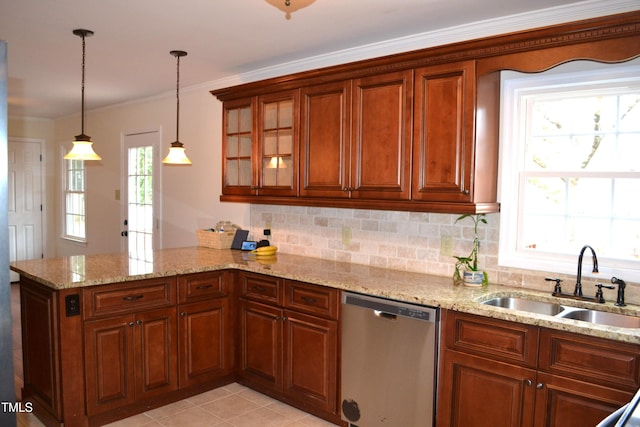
248, 204, 638, 303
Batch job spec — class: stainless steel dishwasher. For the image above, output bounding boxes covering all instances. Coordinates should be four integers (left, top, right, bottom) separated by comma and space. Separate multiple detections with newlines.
341, 291, 439, 427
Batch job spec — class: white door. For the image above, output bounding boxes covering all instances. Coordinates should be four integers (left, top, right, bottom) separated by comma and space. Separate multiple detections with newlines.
8, 139, 43, 282
122, 131, 161, 268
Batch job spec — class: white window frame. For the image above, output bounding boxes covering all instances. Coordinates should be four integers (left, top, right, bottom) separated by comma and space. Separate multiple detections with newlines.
61, 148, 87, 243
498, 59, 640, 283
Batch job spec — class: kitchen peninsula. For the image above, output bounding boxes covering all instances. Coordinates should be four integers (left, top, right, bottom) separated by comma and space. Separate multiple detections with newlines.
11, 247, 640, 427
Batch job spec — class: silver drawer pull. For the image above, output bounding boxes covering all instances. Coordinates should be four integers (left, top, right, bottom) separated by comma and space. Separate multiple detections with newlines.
122, 294, 144, 301
301, 296, 318, 304
252, 285, 266, 292
195, 284, 213, 290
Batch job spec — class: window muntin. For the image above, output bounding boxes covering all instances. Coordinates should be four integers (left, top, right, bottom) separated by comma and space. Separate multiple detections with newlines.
63, 158, 86, 241
499, 61, 640, 281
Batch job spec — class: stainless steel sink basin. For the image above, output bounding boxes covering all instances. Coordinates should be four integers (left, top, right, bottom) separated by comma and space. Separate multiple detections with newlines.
557, 309, 640, 329
481, 295, 640, 329
482, 297, 565, 316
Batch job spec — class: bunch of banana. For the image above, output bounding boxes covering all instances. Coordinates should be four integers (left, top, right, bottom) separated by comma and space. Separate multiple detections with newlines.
250, 246, 278, 257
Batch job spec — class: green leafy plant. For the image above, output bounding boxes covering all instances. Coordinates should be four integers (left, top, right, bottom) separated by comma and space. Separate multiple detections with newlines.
453, 214, 488, 284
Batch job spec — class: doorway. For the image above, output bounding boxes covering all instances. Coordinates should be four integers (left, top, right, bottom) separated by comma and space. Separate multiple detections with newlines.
122, 131, 161, 270
8, 139, 44, 282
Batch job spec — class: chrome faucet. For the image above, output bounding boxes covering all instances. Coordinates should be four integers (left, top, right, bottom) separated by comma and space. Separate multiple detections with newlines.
575, 245, 598, 297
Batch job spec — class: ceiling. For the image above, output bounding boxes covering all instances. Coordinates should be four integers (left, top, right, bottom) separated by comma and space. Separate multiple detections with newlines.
1, 0, 637, 119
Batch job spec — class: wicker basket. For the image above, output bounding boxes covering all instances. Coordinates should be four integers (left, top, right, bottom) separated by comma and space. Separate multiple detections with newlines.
196, 229, 235, 249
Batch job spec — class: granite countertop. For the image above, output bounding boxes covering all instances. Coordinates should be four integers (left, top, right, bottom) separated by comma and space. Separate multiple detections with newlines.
10, 246, 640, 344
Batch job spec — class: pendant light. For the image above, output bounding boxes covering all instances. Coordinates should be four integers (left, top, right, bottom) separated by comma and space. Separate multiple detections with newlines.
64, 29, 102, 161
162, 50, 192, 165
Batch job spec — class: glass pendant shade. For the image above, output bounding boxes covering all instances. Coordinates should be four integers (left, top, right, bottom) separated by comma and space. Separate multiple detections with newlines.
162, 141, 192, 165
163, 50, 192, 165
64, 135, 102, 160
65, 29, 102, 161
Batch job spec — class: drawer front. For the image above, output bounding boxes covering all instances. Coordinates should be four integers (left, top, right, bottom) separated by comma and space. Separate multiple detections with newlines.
285, 281, 339, 319
444, 310, 538, 368
240, 272, 283, 305
84, 277, 177, 319
178, 271, 228, 303
539, 328, 640, 391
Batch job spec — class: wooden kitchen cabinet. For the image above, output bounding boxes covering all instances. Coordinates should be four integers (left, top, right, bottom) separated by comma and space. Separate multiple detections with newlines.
300, 71, 412, 201
413, 60, 476, 203
257, 90, 299, 196
237, 272, 340, 422
300, 80, 351, 198
177, 271, 234, 388
437, 310, 638, 427
84, 307, 177, 415
222, 97, 256, 196
83, 278, 178, 416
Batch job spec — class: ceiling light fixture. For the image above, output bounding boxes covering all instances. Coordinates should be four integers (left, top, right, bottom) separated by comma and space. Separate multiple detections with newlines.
162, 50, 192, 165
64, 29, 102, 161
265, 0, 316, 20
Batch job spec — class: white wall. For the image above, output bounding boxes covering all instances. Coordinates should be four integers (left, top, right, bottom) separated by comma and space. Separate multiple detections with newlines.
53, 88, 250, 256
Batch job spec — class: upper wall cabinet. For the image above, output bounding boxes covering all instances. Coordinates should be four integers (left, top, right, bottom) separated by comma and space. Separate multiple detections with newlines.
213, 11, 640, 214
300, 71, 412, 201
222, 91, 299, 197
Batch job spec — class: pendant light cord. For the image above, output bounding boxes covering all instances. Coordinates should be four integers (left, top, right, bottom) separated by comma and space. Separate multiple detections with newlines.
80, 33, 86, 135
175, 53, 180, 142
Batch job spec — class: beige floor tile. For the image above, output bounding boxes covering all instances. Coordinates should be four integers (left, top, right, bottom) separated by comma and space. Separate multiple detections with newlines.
145, 399, 197, 420
187, 387, 234, 405
264, 400, 308, 420
237, 388, 278, 406
103, 412, 158, 426
154, 406, 225, 427
226, 406, 293, 427
200, 394, 261, 420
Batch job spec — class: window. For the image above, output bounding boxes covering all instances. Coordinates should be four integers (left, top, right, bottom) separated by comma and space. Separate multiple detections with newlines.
63, 158, 86, 241
499, 60, 640, 282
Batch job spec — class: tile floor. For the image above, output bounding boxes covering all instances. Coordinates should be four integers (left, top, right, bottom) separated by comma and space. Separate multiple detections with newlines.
11, 284, 339, 427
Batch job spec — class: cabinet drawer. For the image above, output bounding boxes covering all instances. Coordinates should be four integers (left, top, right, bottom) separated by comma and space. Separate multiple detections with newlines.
178, 271, 228, 303
285, 281, 339, 319
539, 328, 640, 391
444, 311, 538, 368
84, 277, 177, 319
240, 272, 284, 305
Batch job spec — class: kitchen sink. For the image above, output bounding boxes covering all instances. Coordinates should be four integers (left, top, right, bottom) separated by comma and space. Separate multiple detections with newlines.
481, 295, 640, 328
482, 297, 565, 316
557, 309, 640, 329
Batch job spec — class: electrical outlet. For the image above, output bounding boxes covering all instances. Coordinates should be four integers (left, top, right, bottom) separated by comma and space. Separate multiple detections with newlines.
342, 227, 352, 246
440, 235, 453, 257
65, 294, 81, 317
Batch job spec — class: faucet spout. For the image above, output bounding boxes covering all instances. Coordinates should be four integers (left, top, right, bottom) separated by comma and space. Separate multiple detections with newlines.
575, 245, 599, 297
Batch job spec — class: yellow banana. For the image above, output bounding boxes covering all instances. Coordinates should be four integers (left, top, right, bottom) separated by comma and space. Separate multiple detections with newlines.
251, 246, 278, 256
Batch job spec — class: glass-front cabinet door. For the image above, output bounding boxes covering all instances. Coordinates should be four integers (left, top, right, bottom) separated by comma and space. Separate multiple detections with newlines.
257, 90, 299, 196
223, 98, 256, 195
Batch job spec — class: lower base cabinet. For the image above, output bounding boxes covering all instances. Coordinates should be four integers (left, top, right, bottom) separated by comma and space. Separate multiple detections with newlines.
437, 310, 639, 427
238, 273, 340, 422
84, 307, 178, 415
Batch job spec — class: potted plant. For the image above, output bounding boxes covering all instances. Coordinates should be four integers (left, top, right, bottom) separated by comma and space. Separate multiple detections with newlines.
453, 213, 488, 286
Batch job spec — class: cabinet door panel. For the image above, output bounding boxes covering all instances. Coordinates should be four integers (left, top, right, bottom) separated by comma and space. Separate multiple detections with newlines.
437, 349, 535, 427
223, 98, 257, 195
413, 61, 475, 202
239, 299, 283, 391
534, 372, 633, 427
257, 90, 299, 196
284, 310, 337, 414
84, 315, 135, 415
178, 298, 232, 387
300, 81, 351, 198
135, 307, 177, 399
352, 70, 412, 200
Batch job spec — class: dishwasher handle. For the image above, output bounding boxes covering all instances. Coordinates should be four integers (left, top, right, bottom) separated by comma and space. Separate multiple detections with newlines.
343, 292, 437, 322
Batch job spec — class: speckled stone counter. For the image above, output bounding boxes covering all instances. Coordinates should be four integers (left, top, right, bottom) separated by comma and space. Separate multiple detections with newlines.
10, 246, 640, 344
